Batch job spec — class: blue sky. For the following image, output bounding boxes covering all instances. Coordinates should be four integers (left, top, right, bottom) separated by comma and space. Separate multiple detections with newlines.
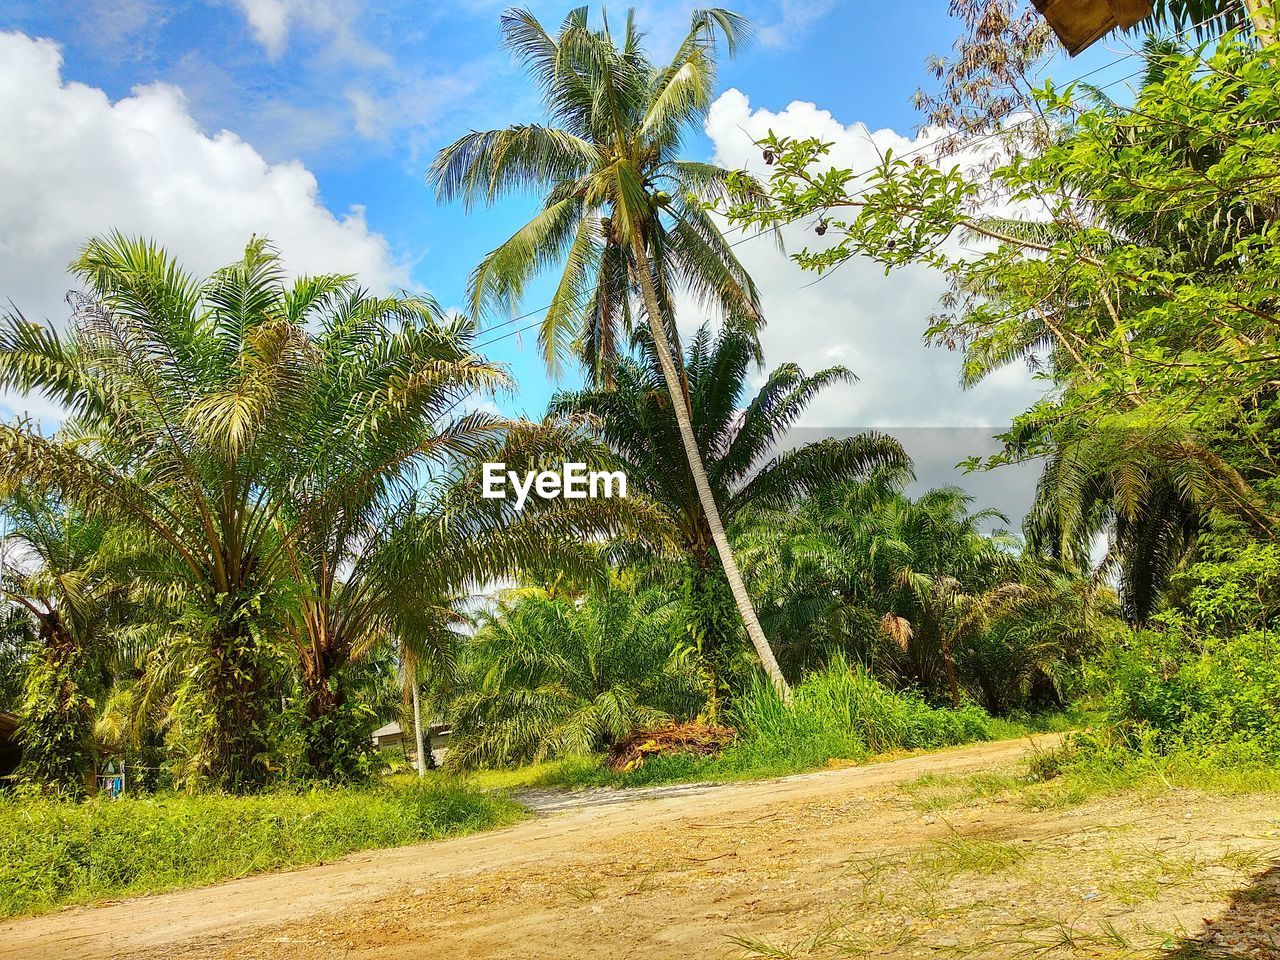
0, 1, 1137, 511
0, 2, 976, 409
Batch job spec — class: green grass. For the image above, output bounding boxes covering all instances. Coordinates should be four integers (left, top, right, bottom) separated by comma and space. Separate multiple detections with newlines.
1023, 749, 1280, 810
984, 705, 1094, 741
0, 777, 527, 918
900, 740, 1280, 818
902, 770, 1026, 811
919, 833, 1026, 875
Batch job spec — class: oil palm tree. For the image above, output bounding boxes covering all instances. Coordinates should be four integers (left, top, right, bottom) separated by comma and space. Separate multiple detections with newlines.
552, 324, 907, 693
282, 411, 646, 780
0, 234, 505, 788
741, 481, 1026, 703
1020, 417, 1270, 624
957, 557, 1116, 714
0, 605, 35, 712
268, 300, 508, 780
0, 491, 120, 793
0, 235, 309, 788
448, 580, 701, 769
428, 7, 793, 694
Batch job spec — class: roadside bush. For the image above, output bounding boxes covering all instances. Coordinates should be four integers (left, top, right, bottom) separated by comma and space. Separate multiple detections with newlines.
1084, 628, 1280, 760
731, 655, 993, 766
0, 778, 525, 917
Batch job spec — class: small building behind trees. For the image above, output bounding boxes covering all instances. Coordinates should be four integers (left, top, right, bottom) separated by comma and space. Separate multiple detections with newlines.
371, 720, 451, 767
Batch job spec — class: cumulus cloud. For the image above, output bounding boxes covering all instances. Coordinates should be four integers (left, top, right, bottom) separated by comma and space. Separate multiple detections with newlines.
0, 31, 410, 419
704, 90, 1046, 518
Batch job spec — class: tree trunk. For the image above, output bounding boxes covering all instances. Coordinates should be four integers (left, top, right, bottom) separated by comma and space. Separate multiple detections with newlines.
202, 621, 275, 791
628, 240, 790, 699
942, 643, 962, 709
411, 673, 428, 777
18, 615, 95, 796
1245, 0, 1276, 43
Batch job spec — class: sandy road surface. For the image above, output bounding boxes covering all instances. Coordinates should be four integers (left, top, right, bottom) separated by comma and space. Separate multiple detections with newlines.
4, 734, 1276, 960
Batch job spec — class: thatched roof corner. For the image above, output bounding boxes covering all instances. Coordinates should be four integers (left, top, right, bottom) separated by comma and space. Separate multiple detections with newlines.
1033, 0, 1153, 55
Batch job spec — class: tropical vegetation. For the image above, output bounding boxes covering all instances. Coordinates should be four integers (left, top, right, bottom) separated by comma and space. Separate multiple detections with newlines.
0, 2, 1278, 923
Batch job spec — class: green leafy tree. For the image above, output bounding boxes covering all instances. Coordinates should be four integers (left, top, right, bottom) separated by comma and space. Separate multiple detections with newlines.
723, 36, 1280, 621
551, 323, 906, 694
428, 6, 796, 695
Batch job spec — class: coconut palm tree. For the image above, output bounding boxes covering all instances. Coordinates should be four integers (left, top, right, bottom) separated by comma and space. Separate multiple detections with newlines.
552, 324, 907, 694
427, 7, 794, 694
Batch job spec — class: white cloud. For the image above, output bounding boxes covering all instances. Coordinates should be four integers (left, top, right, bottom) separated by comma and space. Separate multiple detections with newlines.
231, 0, 389, 65
0, 31, 410, 422
704, 90, 1046, 517
705, 89, 1041, 430
757, 0, 837, 49
234, 0, 291, 57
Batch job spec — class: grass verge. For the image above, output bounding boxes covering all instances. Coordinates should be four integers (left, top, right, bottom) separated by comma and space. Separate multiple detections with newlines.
903, 741, 1280, 815
0, 777, 527, 918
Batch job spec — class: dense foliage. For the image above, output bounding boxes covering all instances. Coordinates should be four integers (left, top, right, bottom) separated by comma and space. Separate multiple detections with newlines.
722, 21, 1280, 769
1, 5, 1275, 822
0, 236, 629, 791
448, 582, 702, 768
552, 324, 906, 701
1085, 545, 1280, 761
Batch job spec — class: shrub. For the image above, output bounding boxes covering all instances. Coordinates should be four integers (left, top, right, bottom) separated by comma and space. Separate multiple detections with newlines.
732, 655, 993, 761
1085, 628, 1280, 760
0, 778, 525, 917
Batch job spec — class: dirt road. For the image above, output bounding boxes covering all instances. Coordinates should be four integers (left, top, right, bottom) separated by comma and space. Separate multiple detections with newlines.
5, 735, 1277, 960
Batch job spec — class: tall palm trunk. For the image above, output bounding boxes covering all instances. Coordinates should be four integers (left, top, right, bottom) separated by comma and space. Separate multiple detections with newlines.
18, 612, 96, 794
410, 670, 428, 776
628, 240, 790, 699
204, 621, 275, 790
1245, 0, 1276, 42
